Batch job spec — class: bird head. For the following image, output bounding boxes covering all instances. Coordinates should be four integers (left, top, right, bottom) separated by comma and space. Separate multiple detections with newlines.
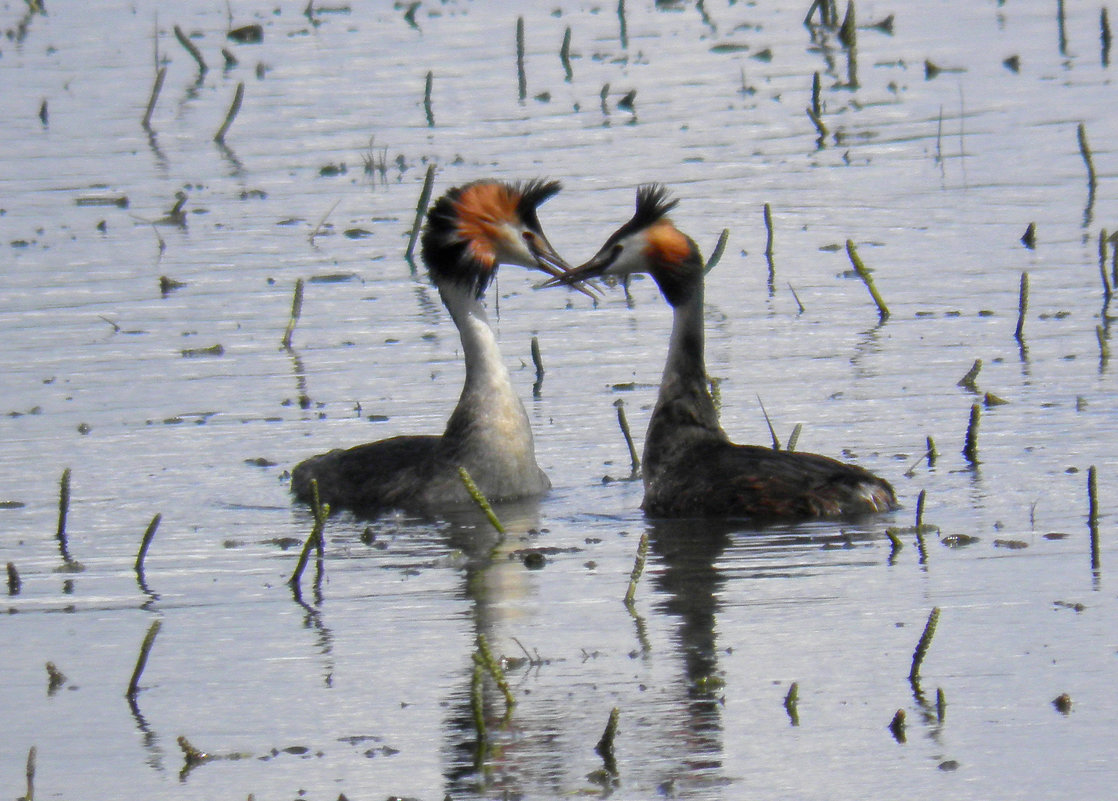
547, 184, 703, 306
421, 179, 588, 299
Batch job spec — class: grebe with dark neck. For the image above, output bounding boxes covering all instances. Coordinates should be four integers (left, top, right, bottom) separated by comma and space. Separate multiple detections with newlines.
292, 179, 583, 514
554, 185, 897, 520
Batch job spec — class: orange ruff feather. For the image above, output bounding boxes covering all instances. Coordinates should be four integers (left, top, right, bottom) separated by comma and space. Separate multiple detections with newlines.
454, 183, 520, 269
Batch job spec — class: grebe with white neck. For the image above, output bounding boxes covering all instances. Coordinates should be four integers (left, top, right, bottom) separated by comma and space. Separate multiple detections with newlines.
292, 179, 585, 514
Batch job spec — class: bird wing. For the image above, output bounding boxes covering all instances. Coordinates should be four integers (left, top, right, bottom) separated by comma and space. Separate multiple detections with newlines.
643, 440, 896, 519
291, 435, 442, 512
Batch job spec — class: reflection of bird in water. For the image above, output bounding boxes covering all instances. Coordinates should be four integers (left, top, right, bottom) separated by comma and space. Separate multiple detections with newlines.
555, 185, 897, 520
292, 179, 585, 514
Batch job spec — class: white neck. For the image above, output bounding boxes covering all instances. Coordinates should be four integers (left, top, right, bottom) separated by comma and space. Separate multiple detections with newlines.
437, 281, 540, 475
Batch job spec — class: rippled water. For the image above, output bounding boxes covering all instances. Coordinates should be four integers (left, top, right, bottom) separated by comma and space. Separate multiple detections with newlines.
2, 1, 1116, 799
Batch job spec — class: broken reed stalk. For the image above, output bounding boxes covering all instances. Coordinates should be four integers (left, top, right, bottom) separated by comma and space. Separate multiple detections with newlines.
56, 467, 74, 564
405, 164, 437, 268
174, 24, 207, 75
703, 228, 729, 274
845, 240, 889, 320
127, 618, 163, 698
289, 479, 329, 589
142, 66, 167, 128
1099, 229, 1112, 300
962, 403, 980, 464
530, 335, 544, 383
763, 203, 775, 287
885, 528, 903, 556
1078, 122, 1097, 195
787, 422, 802, 452
458, 466, 505, 535
908, 606, 940, 682
915, 488, 926, 528
807, 72, 827, 141
134, 512, 162, 576
476, 634, 515, 711
888, 709, 906, 743
25, 745, 36, 801
470, 658, 487, 756
595, 707, 620, 774
177, 736, 209, 767
763, 202, 774, 259
213, 81, 244, 144
560, 26, 573, 81
804, 0, 838, 27
282, 278, 304, 349
614, 399, 641, 477
1098, 325, 1110, 362
308, 199, 340, 245
1015, 271, 1029, 342
915, 523, 929, 565
957, 358, 981, 391
783, 681, 800, 726
7, 562, 20, 595
46, 661, 67, 694
423, 70, 434, 127
788, 283, 806, 313
936, 687, 946, 724
617, 0, 628, 49
624, 532, 650, 607
516, 17, 527, 102
757, 395, 781, 450
1088, 465, 1100, 570
1103, 8, 1113, 67
838, 0, 856, 48
1058, 0, 1069, 55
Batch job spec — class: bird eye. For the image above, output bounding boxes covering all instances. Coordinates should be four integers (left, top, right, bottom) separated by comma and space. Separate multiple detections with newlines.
522, 231, 537, 244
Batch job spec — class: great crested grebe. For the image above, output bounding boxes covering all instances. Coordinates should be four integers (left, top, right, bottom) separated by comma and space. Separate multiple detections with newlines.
291, 179, 584, 514
553, 184, 897, 519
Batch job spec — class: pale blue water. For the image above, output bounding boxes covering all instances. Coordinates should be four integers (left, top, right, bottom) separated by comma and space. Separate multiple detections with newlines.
1, 1, 1116, 799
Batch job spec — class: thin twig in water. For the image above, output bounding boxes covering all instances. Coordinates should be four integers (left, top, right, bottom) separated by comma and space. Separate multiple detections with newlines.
290, 479, 329, 590
909, 606, 940, 682
516, 17, 527, 102
595, 707, 620, 775
560, 26, 573, 81
845, 240, 889, 320
1015, 271, 1029, 343
476, 634, 515, 711
614, 399, 641, 477
213, 81, 244, 143
1088, 465, 1100, 570
703, 228, 729, 274
142, 66, 167, 129
127, 619, 163, 698
282, 278, 305, 349
308, 199, 340, 245
757, 395, 781, 450
174, 24, 207, 75
134, 513, 162, 576
423, 70, 434, 127
405, 164, 437, 269
624, 533, 650, 607
458, 467, 505, 534
962, 403, 980, 464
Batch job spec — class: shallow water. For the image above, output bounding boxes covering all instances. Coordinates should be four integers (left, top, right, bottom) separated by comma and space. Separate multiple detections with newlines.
2, 1, 1116, 799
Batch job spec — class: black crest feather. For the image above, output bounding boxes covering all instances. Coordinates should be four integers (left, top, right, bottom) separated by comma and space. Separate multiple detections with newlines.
515, 179, 563, 233
602, 183, 679, 249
